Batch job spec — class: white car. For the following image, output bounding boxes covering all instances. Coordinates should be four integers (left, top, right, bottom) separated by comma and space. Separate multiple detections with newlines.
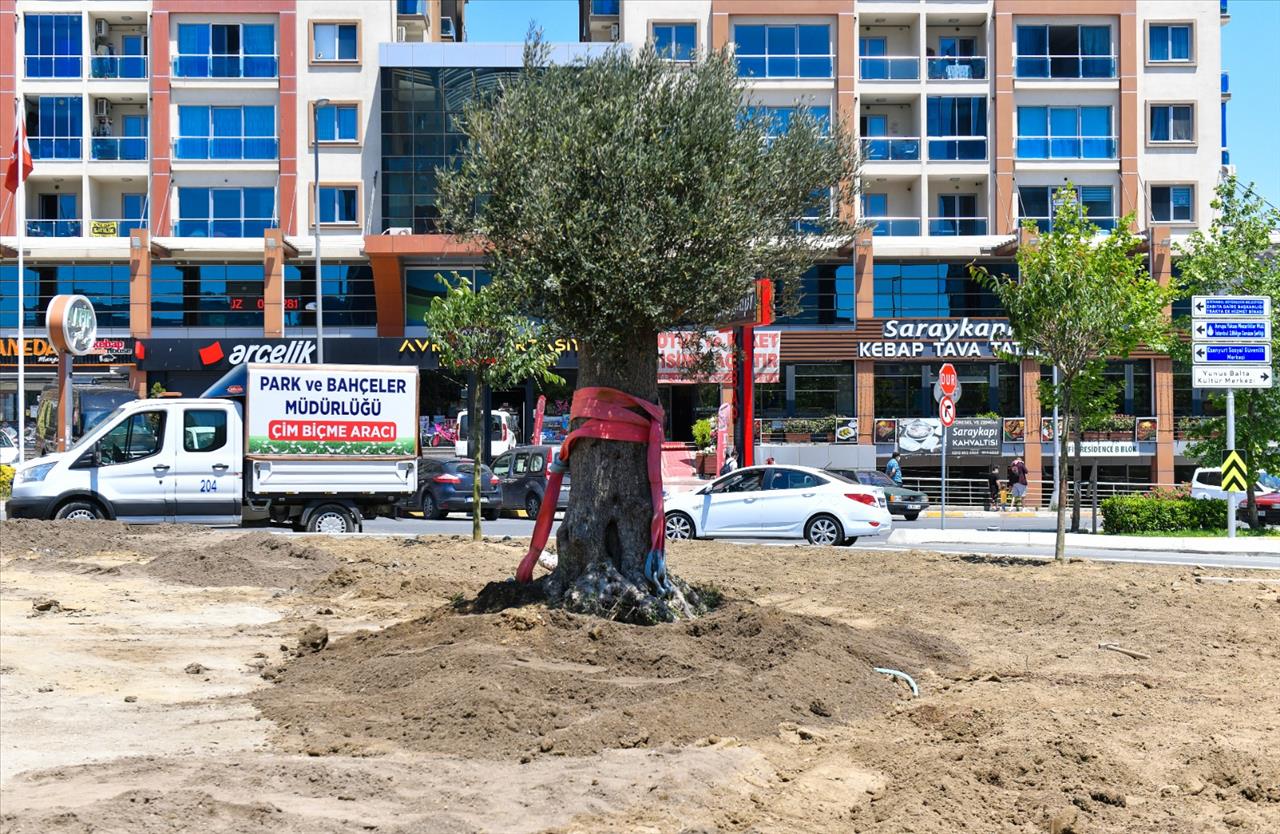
663, 464, 892, 546
0, 430, 17, 465
1190, 467, 1275, 501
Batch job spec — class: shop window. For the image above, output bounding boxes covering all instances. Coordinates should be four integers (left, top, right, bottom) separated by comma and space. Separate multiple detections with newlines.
873, 261, 1008, 318
874, 363, 925, 417
773, 264, 854, 325
405, 267, 492, 329
793, 364, 854, 417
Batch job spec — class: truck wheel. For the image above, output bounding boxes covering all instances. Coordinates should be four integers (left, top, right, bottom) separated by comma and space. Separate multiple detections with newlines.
54, 500, 105, 521
307, 504, 356, 534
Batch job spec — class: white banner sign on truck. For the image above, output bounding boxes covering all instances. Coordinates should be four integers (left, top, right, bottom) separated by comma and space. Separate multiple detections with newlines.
245, 364, 419, 457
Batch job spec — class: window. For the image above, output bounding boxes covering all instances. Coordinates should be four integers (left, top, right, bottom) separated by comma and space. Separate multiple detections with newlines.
1019, 186, 1115, 232
872, 261, 1008, 318
405, 267, 492, 326
318, 186, 358, 225
24, 14, 82, 78
183, 410, 228, 453
1150, 24, 1192, 62
26, 96, 83, 160
710, 470, 764, 493
29, 193, 79, 238
491, 454, 511, 477
653, 23, 696, 61
175, 105, 277, 160
313, 22, 358, 63
282, 263, 377, 328
99, 412, 165, 465
1016, 106, 1114, 159
744, 105, 831, 140
121, 193, 147, 236
529, 453, 545, 474
315, 103, 359, 143
768, 469, 827, 490
1015, 25, 1113, 78
176, 187, 276, 238
773, 264, 854, 325
931, 195, 985, 236
734, 24, 832, 79
862, 193, 888, 217
513, 453, 529, 475
1150, 104, 1194, 143
1151, 185, 1194, 222
926, 96, 987, 160
930, 37, 984, 80
793, 364, 854, 417
175, 23, 276, 78
860, 36, 918, 80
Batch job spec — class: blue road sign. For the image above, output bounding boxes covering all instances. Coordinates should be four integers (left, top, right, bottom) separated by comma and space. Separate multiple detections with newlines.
1193, 320, 1273, 341
1192, 295, 1271, 319
1192, 343, 1272, 364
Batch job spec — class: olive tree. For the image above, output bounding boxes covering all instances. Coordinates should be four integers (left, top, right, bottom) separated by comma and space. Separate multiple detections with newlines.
973, 188, 1172, 561
439, 41, 860, 621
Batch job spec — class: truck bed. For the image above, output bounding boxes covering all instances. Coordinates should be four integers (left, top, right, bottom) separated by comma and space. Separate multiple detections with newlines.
249, 458, 417, 495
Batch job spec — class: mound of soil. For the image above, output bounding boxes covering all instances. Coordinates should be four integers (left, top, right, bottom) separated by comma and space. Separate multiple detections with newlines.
143, 535, 338, 589
254, 600, 966, 760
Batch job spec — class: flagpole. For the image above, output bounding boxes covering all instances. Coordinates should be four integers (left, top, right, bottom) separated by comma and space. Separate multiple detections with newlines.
14, 99, 26, 464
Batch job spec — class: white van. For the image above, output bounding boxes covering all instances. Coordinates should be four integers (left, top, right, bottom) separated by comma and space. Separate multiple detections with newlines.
455, 409, 519, 458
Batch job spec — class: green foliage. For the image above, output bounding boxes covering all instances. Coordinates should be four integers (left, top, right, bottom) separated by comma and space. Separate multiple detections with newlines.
1101, 494, 1228, 535
438, 38, 862, 364
0, 464, 13, 500
247, 438, 416, 457
149, 382, 166, 399
691, 418, 713, 451
1173, 176, 1280, 524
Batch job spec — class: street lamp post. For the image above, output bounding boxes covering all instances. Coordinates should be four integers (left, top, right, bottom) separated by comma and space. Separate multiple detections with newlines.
313, 98, 330, 362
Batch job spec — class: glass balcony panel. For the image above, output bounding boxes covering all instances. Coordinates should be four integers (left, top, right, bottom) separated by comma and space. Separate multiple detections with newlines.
172, 54, 277, 79
862, 138, 920, 161
397, 0, 427, 14
27, 219, 82, 237
591, 0, 620, 15
30, 137, 82, 160
927, 57, 986, 80
869, 218, 921, 236
90, 56, 148, 78
927, 138, 987, 161
929, 218, 988, 236
861, 57, 919, 80
90, 137, 147, 161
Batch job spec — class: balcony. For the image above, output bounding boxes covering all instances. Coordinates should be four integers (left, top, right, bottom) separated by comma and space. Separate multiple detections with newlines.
862, 137, 921, 161
172, 54, 278, 79
90, 136, 147, 161
868, 217, 922, 236
175, 218, 277, 238
396, 0, 427, 14
1024, 216, 1116, 233
88, 218, 148, 237
29, 137, 82, 161
1221, 71, 1230, 97
26, 219, 83, 237
1016, 54, 1116, 80
860, 57, 919, 81
927, 57, 986, 81
928, 217, 988, 236
90, 55, 148, 79
591, 0, 620, 15
173, 137, 279, 161
1015, 136, 1117, 160
927, 137, 987, 161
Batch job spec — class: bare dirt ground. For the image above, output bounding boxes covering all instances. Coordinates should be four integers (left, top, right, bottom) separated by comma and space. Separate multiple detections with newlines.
1, 519, 1277, 833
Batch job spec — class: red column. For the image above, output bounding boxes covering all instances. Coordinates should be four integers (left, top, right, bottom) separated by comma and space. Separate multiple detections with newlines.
740, 325, 755, 466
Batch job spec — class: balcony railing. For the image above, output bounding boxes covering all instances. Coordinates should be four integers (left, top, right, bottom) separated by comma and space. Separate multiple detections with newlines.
26, 219, 82, 237
929, 217, 988, 236
397, 0, 427, 14
1015, 55, 1116, 79
173, 137, 279, 161
927, 57, 987, 80
24, 55, 82, 79
29, 137, 82, 160
868, 217, 922, 236
1016, 136, 1117, 160
1221, 71, 1229, 95
89, 218, 148, 237
1025, 217, 1117, 233
172, 54, 278, 79
591, 0, 620, 15
862, 137, 921, 161
927, 137, 987, 161
860, 57, 919, 80
90, 137, 148, 161
175, 218, 277, 238
90, 56, 148, 79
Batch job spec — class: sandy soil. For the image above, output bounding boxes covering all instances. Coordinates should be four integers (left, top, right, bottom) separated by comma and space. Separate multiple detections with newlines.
1, 521, 1277, 833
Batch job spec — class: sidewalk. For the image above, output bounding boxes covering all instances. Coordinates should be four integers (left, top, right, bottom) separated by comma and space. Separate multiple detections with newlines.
888, 527, 1280, 555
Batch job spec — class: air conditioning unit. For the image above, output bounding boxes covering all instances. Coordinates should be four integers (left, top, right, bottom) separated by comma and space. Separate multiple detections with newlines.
610, 23, 619, 42
385, 226, 413, 235
94, 98, 112, 117
439, 16, 456, 41
396, 25, 407, 42
94, 19, 109, 40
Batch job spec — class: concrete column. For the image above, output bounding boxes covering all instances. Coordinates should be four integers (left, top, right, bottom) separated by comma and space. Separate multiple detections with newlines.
263, 230, 287, 337
854, 227, 874, 320
993, 9, 1016, 235
1153, 358, 1175, 486
128, 228, 152, 339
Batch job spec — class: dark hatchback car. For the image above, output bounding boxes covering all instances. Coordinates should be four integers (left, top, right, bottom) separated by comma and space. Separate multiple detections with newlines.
492, 445, 571, 517
401, 457, 502, 520
827, 468, 930, 521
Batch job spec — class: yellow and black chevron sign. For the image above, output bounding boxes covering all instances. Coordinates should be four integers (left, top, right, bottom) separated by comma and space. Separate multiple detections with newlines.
1222, 450, 1248, 493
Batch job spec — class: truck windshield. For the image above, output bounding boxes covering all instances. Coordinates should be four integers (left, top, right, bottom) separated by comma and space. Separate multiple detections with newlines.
66, 405, 128, 452
82, 391, 138, 433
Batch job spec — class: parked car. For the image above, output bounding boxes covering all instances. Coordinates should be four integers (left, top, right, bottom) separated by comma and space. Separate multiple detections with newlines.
826, 468, 930, 521
663, 465, 891, 546
491, 444, 571, 517
401, 457, 502, 521
0, 429, 17, 465
33, 385, 138, 457
455, 409, 520, 459
1189, 467, 1275, 501
1248, 492, 1280, 526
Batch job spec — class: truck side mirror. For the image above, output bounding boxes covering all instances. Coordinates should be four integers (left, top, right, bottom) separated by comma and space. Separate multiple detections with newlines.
91, 442, 103, 468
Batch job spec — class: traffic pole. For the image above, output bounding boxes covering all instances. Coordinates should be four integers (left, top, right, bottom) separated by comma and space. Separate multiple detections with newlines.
1226, 389, 1236, 539
940, 425, 947, 531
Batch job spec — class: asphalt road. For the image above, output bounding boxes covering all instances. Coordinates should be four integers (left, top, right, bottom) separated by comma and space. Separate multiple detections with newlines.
359, 514, 1280, 571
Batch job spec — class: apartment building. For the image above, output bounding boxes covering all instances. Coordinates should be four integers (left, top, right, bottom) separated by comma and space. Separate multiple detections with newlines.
580, 0, 1232, 495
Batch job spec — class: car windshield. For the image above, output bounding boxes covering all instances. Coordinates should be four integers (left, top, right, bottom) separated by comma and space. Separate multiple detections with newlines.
66, 405, 129, 452
0, 432, 12, 448
1258, 472, 1280, 491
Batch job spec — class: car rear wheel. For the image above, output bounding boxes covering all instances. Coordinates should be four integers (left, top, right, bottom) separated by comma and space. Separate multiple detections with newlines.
54, 500, 105, 521
804, 514, 844, 547
483, 508, 500, 521
422, 492, 446, 521
664, 511, 695, 540
307, 504, 356, 534
902, 511, 920, 522
525, 493, 542, 519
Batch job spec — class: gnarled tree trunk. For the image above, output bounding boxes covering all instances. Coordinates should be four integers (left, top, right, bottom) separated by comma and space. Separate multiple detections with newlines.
542, 339, 705, 623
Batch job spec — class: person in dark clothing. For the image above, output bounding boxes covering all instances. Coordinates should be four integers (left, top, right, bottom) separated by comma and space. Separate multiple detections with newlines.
986, 465, 1003, 511
1007, 456, 1029, 509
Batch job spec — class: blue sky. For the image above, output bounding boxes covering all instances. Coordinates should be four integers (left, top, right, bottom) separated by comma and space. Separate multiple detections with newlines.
466, 0, 1280, 206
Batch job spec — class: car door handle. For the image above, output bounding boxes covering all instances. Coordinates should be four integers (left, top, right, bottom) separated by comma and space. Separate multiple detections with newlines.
153, 464, 170, 473
212, 463, 229, 472
802, 492, 816, 498
743, 497, 756, 503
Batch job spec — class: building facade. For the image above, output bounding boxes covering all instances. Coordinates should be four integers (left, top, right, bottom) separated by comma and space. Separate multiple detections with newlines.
2, 0, 1233, 499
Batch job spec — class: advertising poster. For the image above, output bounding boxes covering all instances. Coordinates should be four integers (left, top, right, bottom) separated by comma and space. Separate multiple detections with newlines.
657, 331, 782, 384
1135, 417, 1158, 442
1002, 417, 1027, 443
946, 418, 1001, 456
873, 419, 897, 444
897, 418, 942, 453
834, 418, 859, 444
246, 365, 418, 457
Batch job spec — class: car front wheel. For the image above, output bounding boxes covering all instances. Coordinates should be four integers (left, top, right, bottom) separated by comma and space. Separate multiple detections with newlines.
664, 511, 695, 540
804, 514, 844, 547
525, 493, 542, 519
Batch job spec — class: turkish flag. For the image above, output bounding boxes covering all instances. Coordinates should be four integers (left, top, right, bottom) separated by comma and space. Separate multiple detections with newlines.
3, 114, 34, 194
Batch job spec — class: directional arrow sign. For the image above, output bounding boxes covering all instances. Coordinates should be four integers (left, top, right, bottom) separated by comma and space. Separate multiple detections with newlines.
1222, 450, 1248, 493
1192, 295, 1271, 319
1193, 365, 1273, 389
1192, 343, 1272, 365
1192, 320, 1272, 342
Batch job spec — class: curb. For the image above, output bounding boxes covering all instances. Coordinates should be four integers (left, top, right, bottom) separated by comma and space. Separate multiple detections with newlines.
888, 528, 1280, 555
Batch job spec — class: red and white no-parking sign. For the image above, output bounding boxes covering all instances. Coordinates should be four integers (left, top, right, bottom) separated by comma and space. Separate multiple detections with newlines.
939, 394, 956, 427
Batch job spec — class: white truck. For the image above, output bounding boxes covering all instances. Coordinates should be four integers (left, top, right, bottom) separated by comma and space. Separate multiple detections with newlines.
7, 364, 419, 533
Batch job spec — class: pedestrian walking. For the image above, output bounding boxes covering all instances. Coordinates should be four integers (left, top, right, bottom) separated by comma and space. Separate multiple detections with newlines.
719, 449, 738, 476
1007, 455, 1029, 509
986, 465, 1004, 511
885, 451, 903, 486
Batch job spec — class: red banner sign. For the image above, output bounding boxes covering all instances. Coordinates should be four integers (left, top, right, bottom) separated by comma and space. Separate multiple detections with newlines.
657, 330, 781, 384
